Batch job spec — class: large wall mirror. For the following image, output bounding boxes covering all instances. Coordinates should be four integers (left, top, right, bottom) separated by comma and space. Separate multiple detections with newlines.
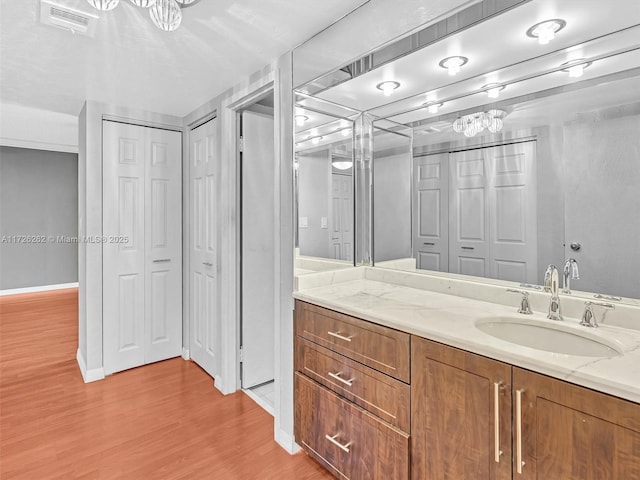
293, 0, 640, 301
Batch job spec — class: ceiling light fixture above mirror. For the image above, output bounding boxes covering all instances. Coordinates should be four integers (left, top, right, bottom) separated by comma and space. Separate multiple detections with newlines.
424, 102, 443, 113
376, 81, 401, 96
526, 19, 567, 45
561, 59, 592, 78
295, 114, 309, 127
483, 83, 506, 98
439, 56, 468, 76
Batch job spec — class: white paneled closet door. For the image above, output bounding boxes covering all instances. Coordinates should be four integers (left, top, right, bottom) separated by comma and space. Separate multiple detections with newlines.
103, 121, 182, 375
189, 118, 218, 379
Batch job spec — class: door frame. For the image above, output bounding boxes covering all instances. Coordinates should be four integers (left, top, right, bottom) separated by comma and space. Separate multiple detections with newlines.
219, 74, 277, 396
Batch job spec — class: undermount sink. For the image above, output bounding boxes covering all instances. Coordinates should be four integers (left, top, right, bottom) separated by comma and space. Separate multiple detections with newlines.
475, 317, 622, 357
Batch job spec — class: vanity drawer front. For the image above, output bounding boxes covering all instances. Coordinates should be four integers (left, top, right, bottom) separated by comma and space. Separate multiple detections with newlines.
295, 373, 410, 480
295, 337, 410, 433
295, 301, 410, 383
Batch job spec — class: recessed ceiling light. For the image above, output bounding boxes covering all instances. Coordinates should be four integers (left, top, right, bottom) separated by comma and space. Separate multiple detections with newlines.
376, 81, 401, 96
424, 102, 444, 114
561, 59, 592, 78
526, 19, 566, 45
439, 56, 468, 76
341, 128, 352, 137
311, 136, 323, 145
294, 115, 309, 127
482, 83, 506, 99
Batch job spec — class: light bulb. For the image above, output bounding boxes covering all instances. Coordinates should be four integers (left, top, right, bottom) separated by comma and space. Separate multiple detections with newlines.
488, 87, 501, 98
527, 19, 566, 45
427, 103, 442, 114
439, 56, 468, 76
568, 64, 584, 78
311, 136, 322, 145
341, 128, 351, 137
294, 115, 308, 127
376, 81, 400, 96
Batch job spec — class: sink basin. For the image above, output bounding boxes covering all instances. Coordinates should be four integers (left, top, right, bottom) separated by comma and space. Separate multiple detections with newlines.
475, 317, 622, 357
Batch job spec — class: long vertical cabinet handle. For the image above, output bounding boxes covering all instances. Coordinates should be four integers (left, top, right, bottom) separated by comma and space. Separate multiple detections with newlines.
494, 382, 502, 463
516, 389, 526, 474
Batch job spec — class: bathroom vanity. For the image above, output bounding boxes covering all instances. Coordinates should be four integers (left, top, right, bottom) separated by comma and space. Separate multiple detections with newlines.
293, 268, 640, 479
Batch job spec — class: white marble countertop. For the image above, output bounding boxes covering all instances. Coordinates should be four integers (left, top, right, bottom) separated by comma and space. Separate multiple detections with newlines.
294, 276, 640, 403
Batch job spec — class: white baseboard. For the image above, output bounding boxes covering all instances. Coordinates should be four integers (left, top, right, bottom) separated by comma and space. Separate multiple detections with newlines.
0, 282, 79, 296
76, 349, 105, 383
275, 428, 301, 454
181, 347, 190, 360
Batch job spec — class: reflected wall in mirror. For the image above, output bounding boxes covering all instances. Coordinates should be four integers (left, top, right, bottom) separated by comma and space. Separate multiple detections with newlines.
300, 0, 640, 300
294, 93, 357, 272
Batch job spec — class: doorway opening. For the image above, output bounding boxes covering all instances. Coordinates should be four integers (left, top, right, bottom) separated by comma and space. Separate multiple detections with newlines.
238, 91, 276, 415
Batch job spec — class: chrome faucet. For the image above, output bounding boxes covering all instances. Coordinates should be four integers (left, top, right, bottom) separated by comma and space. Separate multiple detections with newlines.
562, 258, 580, 294
544, 264, 562, 321
507, 288, 532, 314
580, 300, 615, 328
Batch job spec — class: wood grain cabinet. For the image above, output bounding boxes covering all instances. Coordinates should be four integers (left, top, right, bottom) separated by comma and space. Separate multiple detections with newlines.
294, 300, 410, 479
411, 336, 513, 480
513, 367, 640, 479
412, 336, 640, 480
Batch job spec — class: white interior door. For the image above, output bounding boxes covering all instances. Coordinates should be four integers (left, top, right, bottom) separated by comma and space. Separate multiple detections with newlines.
103, 121, 146, 374
189, 118, 218, 378
449, 148, 490, 277
413, 153, 449, 271
487, 141, 537, 283
241, 110, 275, 389
330, 173, 353, 261
449, 141, 537, 283
145, 126, 183, 363
103, 121, 182, 375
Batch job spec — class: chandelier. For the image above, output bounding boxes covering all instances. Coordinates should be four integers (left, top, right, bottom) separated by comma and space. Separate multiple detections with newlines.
452, 110, 506, 137
86, 0, 199, 32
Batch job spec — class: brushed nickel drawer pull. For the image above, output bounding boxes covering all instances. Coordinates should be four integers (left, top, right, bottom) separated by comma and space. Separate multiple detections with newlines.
327, 331, 353, 342
153, 259, 171, 263
328, 371, 353, 387
516, 388, 525, 474
325, 434, 351, 453
494, 382, 503, 463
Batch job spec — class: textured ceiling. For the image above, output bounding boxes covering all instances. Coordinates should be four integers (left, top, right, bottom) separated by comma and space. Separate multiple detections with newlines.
0, 0, 368, 117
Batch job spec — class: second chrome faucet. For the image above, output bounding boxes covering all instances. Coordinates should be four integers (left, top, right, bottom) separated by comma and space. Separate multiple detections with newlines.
544, 264, 562, 321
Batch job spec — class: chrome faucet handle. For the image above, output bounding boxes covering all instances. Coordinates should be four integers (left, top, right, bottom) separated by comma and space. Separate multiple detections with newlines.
562, 258, 580, 294
580, 301, 615, 328
544, 265, 562, 320
506, 289, 533, 315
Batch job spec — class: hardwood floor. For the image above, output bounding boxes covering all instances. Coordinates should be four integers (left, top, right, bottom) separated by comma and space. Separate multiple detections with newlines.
0, 289, 333, 479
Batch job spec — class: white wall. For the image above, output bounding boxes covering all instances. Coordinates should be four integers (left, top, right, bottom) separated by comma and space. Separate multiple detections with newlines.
374, 151, 412, 262
298, 149, 331, 258
0, 103, 78, 153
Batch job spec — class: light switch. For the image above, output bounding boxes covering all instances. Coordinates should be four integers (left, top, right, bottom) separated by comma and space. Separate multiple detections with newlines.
299, 216, 308, 228
321, 217, 328, 229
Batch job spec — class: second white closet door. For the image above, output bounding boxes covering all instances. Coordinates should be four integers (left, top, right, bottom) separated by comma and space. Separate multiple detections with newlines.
103, 121, 182, 375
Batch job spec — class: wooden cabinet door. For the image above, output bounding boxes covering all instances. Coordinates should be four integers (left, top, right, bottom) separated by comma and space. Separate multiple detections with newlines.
513, 368, 640, 480
411, 337, 512, 480
295, 373, 410, 480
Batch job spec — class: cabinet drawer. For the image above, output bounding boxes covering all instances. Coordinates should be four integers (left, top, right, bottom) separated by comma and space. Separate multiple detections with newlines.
295, 300, 410, 383
295, 373, 410, 480
296, 337, 410, 433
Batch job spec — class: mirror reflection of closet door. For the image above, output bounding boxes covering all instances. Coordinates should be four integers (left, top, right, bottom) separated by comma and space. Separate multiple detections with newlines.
330, 172, 353, 261
413, 153, 449, 271
449, 141, 537, 283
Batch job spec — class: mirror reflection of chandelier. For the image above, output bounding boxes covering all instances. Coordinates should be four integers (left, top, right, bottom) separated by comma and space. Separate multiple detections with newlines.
452, 109, 505, 137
